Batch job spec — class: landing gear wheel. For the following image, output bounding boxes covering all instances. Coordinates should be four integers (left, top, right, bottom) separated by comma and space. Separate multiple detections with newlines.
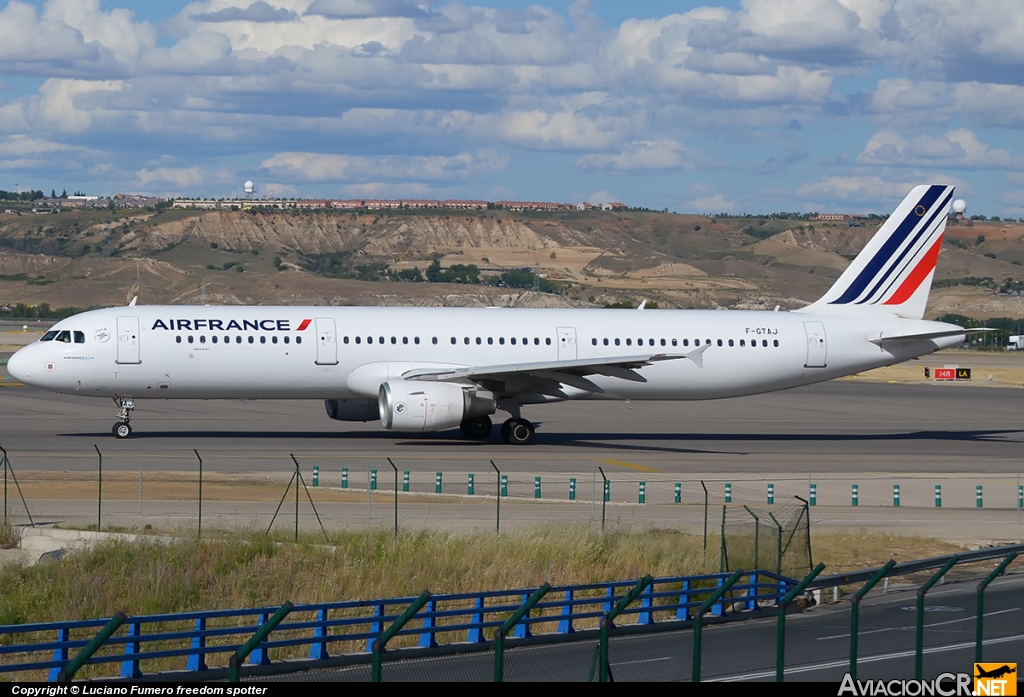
113, 422, 132, 439
460, 415, 493, 440
112, 396, 135, 439
504, 418, 535, 445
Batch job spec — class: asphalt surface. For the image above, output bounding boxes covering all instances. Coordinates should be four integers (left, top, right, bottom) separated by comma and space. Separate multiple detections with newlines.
1, 367, 1022, 475
279, 572, 1024, 682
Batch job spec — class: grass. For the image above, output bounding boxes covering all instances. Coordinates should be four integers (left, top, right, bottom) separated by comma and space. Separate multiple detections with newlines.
0, 521, 20, 549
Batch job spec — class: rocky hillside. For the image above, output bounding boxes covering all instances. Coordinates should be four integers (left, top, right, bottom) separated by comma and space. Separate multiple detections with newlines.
0, 206, 1023, 319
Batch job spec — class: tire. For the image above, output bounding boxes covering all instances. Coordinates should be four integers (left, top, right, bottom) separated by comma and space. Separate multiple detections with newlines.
500, 419, 514, 443
506, 419, 534, 445
114, 422, 132, 439
460, 415, 492, 440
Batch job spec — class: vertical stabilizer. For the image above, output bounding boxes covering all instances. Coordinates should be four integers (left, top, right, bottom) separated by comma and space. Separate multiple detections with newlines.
797, 184, 955, 320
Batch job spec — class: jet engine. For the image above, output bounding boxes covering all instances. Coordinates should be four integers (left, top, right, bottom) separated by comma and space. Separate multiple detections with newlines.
378, 381, 495, 432
324, 398, 378, 422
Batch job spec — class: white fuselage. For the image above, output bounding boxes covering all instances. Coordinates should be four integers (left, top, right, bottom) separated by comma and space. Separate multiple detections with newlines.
7, 305, 962, 403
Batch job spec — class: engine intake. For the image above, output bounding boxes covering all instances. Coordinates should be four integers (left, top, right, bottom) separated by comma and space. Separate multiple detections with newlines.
379, 381, 495, 432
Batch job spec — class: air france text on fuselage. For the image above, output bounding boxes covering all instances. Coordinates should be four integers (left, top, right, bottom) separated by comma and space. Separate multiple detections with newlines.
151, 319, 299, 332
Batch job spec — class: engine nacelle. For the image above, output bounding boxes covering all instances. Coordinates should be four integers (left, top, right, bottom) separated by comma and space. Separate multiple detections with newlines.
378, 381, 494, 432
324, 398, 377, 422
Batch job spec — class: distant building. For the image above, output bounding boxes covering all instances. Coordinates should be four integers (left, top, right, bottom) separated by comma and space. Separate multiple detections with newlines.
814, 214, 851, 221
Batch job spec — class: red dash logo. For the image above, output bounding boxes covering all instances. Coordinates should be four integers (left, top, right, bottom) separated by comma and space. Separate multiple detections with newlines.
296, 319, 312, 331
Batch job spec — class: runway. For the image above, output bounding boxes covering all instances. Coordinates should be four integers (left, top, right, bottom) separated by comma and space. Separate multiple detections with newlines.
1, 368, 1022, 475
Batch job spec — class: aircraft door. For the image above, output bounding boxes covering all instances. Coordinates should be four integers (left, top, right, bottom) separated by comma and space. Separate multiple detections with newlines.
803, 321, 827, 368
557, 326, 577, 361
315, 317, 339, 365
116, 316, 141, 364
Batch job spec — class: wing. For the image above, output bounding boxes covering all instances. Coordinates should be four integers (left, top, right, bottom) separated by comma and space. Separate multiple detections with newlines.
401, 345, 709, 397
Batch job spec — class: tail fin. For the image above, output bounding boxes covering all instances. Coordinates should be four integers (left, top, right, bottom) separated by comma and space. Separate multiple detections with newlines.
798, 184, 955, 320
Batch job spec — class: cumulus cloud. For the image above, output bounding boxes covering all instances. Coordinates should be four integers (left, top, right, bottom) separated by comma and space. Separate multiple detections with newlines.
192, 2, 298, 23
257, 149, 507, 183
858, 129, 1023, 169
574, 140, 713, 174
685, 192, 737, 214
305, 0, 429, 19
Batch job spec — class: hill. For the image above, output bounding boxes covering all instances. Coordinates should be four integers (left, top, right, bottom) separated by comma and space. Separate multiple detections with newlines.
0, 207, 1022, 319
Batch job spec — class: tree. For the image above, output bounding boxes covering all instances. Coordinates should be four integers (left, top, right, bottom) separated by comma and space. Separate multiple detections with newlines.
51, 189, 56, 199
60, 189, 67, 198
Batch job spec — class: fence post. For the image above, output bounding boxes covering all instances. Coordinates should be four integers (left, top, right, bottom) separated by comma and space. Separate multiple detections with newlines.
601, 576, 653, 683
776, 563, 825, 682
725, 482, 732, 503
187, 618, 207, 671
768, 512, 784, 574
976, 485, 983, 509
639, 481, 646, 504
701, 481, 709, 559
94, 444, 102, 532
675, 482, 681, 503
692, 569, 744, 682
570, 477, 576, 501
119, 619, 142, 678
312, 465, 319, 488
388, 458, 398, 536
851, 484, 858, 507
435, 472, 442, 494
403, 470, 409, 492
229, 602, 294, 682
976, 552, 1017, 662
310, 609, 329, 660
850, 560, 896, 680
767, 483, 774, 504
893, 484, 900, 507
371, 469, 378, 491
57, 612, 127, 682
935, 484, 941, 507
495, 583, 550, 682
491, 461, 501, 535
809, 483, 816, 506
468, 473, 475, 496
599, 468, 608, 531
195, 449, 203, 539
534, 476, 541, 499
742, 505, 760, 569
342, 467, 348, 489
916, 556, 958, 679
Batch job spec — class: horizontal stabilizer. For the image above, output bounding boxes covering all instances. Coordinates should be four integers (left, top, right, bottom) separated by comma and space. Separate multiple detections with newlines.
868, 328, 988, 345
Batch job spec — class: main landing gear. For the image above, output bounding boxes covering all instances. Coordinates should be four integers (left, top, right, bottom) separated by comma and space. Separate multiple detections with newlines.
500, 418, 535, 445
112, 397, 134, 439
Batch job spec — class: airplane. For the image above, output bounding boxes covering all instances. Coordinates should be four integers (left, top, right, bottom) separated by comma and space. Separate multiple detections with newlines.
975, 665, 1016, 679
7, 184, 973, 444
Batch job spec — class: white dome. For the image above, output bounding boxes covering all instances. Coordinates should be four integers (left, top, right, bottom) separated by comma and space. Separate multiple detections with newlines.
952, 199, 967, 214
244, 180, 255, 193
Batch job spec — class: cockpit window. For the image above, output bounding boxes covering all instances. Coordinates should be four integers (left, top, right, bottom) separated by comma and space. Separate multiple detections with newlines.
56, 331, 71, 343
40, 331, 58, 342
74, 331, 85, 344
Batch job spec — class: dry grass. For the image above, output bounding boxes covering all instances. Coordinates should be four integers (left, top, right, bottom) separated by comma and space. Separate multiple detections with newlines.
0, 521, 20, 549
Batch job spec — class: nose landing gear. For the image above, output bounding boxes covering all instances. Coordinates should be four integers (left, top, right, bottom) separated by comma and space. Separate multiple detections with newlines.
112, 397, 134, 439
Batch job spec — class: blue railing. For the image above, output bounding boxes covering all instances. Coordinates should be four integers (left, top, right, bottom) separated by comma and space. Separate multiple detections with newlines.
0, 569, 796, 680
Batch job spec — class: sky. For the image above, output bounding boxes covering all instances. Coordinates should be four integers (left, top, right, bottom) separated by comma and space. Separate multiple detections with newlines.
2, 0, 1024, 216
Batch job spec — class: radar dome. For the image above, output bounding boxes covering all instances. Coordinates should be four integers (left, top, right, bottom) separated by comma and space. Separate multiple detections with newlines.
244, 180, 255, 194
952, 199, 967, 214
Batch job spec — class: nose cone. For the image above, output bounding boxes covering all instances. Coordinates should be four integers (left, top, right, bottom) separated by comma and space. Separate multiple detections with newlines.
7, 346, 32, 384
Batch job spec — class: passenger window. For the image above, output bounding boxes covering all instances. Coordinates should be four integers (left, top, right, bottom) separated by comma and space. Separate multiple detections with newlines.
762, 339, 768, 347
649, 339, 654, 346
224, 335, 229, 344
296, 336, 301, 344
212, 336, 218, 344
615, 338, 620, 346
682, 339, 689, 347
200, 336, 206, 344
402, 337, 408, 344
592, 338, 597, 346
272, 336, 278, 344
74, 331, 85, 344
523, 337, 529, 345
740, 339, 746, 347
671, 339, 677, 347
717, 339, 722, 347
626, 338, 632, 346
188, 335, 194, 343
774, 339, 779, 347
451, 337, 456, 344
728, 339, 734, 347
176, 336, 182, 344
260, 336, 266, 344
40, 331, 57, 342
487, 337, 493, 345
705, 339, 711, 345
356, 336, 361, 344
603, 338, 608, 346
660, 339, 666, 346
379, 336, 384, 344
343, 336, 349, 344
284, 336, 290, 344
545, 338, 551, 345
510, 337, 517, 345
391, 337, 396, 344
367, 337, 373, 344
498, 337, 504, 345
431, 337, 437, 344
248, 336, 254, 344
464, 337, 470, 344
476, 337, 482, 345
237, 336, 243, 344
